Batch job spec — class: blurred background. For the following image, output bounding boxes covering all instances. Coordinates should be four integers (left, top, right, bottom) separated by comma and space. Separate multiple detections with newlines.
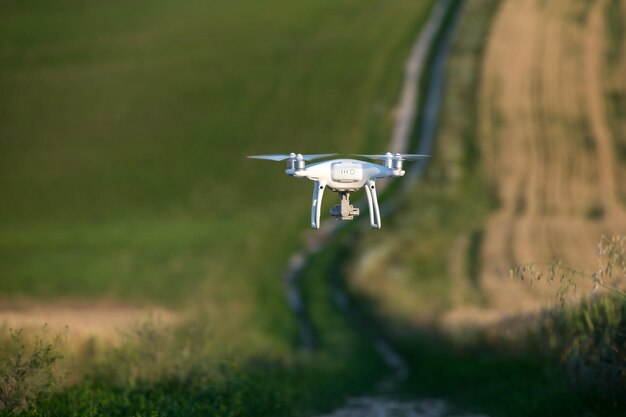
0, 0, 624, 416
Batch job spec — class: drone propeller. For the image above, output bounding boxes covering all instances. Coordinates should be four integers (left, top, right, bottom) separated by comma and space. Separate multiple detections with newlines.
247, 154, 293, 161
247, 153, 337, 161
353, 153, 431, 161
395, 153, 431, 161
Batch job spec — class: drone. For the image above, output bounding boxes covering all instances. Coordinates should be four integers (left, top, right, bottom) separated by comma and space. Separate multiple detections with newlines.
247, 152, 429, 229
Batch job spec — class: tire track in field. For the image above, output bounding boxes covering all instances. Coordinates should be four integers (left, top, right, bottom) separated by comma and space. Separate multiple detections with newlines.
585, 0, 625, 221
607, 0, 626, 204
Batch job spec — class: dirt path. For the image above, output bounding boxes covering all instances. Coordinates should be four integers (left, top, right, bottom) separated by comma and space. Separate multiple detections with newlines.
315, 397, 487, 417
302, 1, 486, 416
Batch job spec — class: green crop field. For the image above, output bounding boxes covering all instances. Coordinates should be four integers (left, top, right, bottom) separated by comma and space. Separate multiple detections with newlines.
0, 0, 434, 320
0, 0, 440, 414
0, 0, 433, 301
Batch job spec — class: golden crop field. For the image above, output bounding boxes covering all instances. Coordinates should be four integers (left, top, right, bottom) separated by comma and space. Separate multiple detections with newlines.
347, 0, 626, 331
478, 0, 626, 314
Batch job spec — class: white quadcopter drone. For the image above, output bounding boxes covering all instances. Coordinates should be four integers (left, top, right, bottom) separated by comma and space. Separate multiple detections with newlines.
247, 152, 429, 229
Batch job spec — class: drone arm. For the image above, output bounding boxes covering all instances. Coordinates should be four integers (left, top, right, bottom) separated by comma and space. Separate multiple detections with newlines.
311, 180, 326, 229
364, 181, 381, 229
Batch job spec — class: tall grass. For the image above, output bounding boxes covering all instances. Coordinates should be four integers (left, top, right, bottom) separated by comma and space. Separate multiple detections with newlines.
511, 236, 626, 399
540, 294, 625, 398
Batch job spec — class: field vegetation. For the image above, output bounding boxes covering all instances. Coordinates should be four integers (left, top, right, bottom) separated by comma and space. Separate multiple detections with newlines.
2, 0, 625, 415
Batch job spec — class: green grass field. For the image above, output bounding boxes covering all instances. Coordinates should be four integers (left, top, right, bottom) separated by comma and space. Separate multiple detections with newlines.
0, 0, 433, 298
0, 0, 434, 335
0, 0, 439, 414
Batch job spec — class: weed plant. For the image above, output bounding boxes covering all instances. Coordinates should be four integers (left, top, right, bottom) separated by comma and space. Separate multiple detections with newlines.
511, 236, 626, 400
0, 327, 65, 414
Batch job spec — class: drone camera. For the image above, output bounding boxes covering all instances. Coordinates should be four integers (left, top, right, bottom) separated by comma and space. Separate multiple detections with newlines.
330, 204, 359, 220
330, 192, 360, 221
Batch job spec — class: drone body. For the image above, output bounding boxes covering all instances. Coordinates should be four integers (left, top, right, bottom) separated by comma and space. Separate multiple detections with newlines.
247, 152, 428, 229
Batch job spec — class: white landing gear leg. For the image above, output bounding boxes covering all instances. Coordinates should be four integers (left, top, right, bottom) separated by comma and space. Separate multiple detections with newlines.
364, 180, 381, 229
311, 180, 326, 229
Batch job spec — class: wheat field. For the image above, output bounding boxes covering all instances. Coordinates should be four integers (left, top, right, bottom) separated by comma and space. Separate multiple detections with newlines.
348, 0, 626, 330
477, 0, 626, 314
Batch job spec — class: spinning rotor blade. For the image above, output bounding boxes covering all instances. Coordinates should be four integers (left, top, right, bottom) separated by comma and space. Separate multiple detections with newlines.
301, 153, 337, 161
352, 153, 430, 161
247, 153, 336, 161
397, 154, 431, 161
351, 154, 390, 160
247, 154, 292, 161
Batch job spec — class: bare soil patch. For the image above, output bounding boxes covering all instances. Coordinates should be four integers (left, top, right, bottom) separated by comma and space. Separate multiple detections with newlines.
0, 298, 177, 343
